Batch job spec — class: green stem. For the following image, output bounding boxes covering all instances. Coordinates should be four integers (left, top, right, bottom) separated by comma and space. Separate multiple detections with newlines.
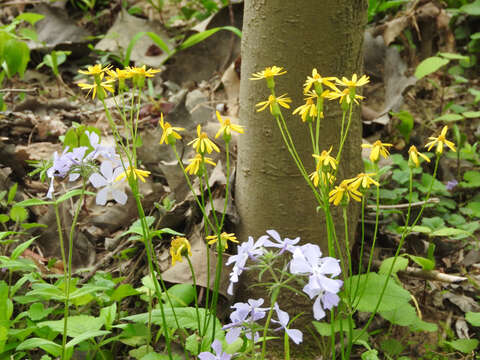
186, 255, 202, 342
260, 289, 280, 360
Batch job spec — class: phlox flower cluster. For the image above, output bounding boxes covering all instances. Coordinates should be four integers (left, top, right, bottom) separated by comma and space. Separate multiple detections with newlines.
46, 131, 128, 206
226, 230, 342, 321
221, 298, 303, 348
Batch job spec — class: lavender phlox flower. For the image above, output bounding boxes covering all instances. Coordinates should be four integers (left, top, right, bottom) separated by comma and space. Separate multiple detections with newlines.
226, 236, 265, 295
262, 229, 300, 254
222, 298, 268, 344
89, 161, 127, 205
85, 131, 118, 160
67, 146, 89, 181
446, 179, 458, 191
271, 303, 303, 345
290, 245, 343, 320
198, 340, 231, 360
46, 147, 74, 198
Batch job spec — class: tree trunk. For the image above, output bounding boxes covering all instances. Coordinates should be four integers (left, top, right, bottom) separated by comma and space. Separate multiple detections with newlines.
235, 0, 367, 353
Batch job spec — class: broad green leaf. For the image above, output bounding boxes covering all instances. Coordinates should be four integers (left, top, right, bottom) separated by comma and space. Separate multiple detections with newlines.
393, 110, 414, 142
345, 273, 411, 313
378, 256, 408, 276
9, 206, 28, 223
18, 28, 38, 42
414, 56, 449, 79
444, 339, 479, 354
461, 170, 480, 188
433, 113, 464, 122
406, 255, 435, 270
140, 352, 169, 360
17, 338, 62, 357
462, 111, 480, 118
380, 303, 418, 326
461, 201, 480, 218
164, 283, 195, 307
15, 13, 44, 25
460, 0, 480, 15
16, 198, 53, 207
0, 214, 9, 223
361, 349, 380, 360
3, 39, 29, 78
11, 236, 37, 260
100, 303, 117, 330
312, 317, 355, 336
408, 225, 432, 234
39, 315, 103, 337
55, 189, 95, 204
409, 317, 437, 332
430, 227, 470, 237
123, 307, 224, 341
465, 312, 480, 326
7, 183, 17, 204
0, 281, 13, 325
438, 52, 469, 61
27, 303, 54, 321
66, 330, 110, 348
110, 283, 140, 302
179, 26, 241, 50
381, 338, 404, 357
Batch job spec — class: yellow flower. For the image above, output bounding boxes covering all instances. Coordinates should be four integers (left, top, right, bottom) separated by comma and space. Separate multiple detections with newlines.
106, 68, 132, 80
77, 80, 114, 100
255, 94, 292, 114
408, 145, 431, 167
184, 154, 216, 175
170, 237, 192, 266
78, 64, 111, 77
346, 173, 379, 191
206, 232, 238, 250
361, 140, 393, 162
292, 97, 318, 122
325, 88, 364, 104
312, 147, 337, 171
126, 65, 161, 78
188, 125, 220, 154
329, 180, 362, 206
303, 69, 339, 93
250, 66, 287, 80
336, 74, 370, 88
424, 126, 456, 154
114, 166, 151, 183
159, 113, 184, 145
215, 111, 244, 139
309, 170, 335, 187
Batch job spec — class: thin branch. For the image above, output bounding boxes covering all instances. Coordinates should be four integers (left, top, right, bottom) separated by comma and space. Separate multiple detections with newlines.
366, 197, 440, 210
0, 88, 38, 93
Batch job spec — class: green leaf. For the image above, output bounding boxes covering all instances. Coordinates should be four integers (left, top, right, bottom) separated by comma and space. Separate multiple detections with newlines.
438, 52, 470, 61
379, 256, 408, 276
459, 0, 480, 15
15, 12, 44, 25
465, 312, 480, 326
461, 201, 480, 218
7, 183, 17, 205
381, 338, 404, 356
110, 283, 140, 302
27, 302, 54, 321
18, 27, 38, 42
3, 39, 30, 78
100, 303, 117, 330
11, 236, 37, 260
124, 31, 172, 67
461, 170, 480, 188
9, 206, 28, 223
66, 330, 110, 348
17, 338, 62, 357
0, 214, 9, 223
345, 273, 411, 313
361, 349, 380, 360
414, 56, 450, 79
462, 111, 480, 118
164, 283, 195, 307
406, 255, 435, 270
430, 227, 470, 237
433, 113, 464, 122
55, 189, 95, 204
179, 26, 242, 50
312, 317, 355, 336
39, 315, 104, 337
381, 303, 418, 326
16, 198, 54, 207
393, 110, 414, 142
409, 317, 437, 332
444, 339, 479, 354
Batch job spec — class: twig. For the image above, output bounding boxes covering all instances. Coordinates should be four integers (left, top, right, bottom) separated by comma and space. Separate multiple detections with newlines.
398, 267, 467, 283
366, 197, 440, 210
0, 88, 38, 93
